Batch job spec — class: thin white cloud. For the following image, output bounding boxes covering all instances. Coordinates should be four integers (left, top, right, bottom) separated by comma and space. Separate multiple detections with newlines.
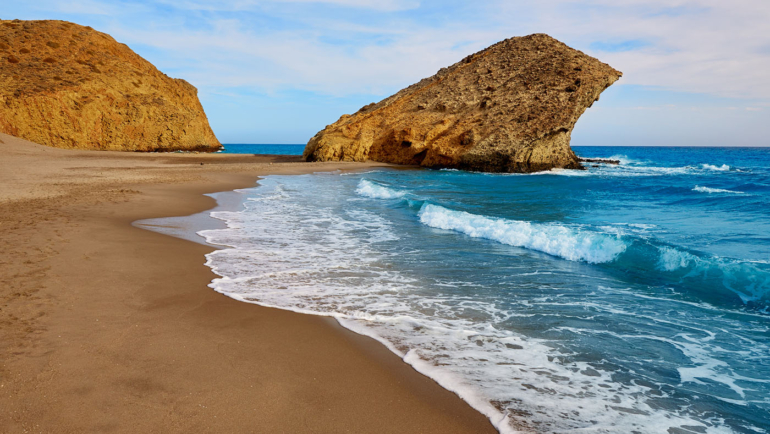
278, 0, 420, 11
153, 0, 420, 12
11, 0, 770, 101
34, 0, 126, 15
107, 16, 499, 96
488, 0, 770, 99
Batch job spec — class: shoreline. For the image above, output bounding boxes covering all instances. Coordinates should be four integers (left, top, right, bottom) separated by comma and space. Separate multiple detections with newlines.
145, 172, 515, 432
0, 133, 495, 433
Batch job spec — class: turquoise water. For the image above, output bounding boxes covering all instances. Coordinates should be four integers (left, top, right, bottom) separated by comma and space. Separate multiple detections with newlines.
200, 147, 770, 433
220, 144, 305, 155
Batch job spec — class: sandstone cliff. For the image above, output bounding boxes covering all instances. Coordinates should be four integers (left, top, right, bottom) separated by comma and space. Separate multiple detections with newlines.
0, 19, 220, 152
304, 34, 621, 172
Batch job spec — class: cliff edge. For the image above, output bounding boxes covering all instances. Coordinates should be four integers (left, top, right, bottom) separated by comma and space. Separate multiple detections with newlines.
304, 34, 621, 172
0, 19, 220, 152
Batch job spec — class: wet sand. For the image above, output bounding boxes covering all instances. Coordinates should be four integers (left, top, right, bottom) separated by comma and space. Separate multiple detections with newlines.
0, 133, 496, 433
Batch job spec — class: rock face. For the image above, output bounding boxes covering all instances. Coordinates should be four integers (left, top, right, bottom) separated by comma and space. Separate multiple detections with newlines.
0, 19, 220, 152
304, 34, 621, 172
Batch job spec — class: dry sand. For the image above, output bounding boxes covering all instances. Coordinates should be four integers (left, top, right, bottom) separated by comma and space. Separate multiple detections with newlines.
0, 133, 496, 433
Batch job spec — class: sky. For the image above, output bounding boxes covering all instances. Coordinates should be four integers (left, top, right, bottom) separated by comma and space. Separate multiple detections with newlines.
4, 0, 769, 146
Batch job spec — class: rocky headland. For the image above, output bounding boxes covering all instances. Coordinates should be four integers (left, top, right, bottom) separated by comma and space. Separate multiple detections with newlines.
304, 34, 621, 172
0, 19, 220, 152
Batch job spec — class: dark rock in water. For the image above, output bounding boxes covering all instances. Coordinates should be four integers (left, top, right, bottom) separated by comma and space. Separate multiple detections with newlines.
304, 33, 621, 173
579, 157, 621, 165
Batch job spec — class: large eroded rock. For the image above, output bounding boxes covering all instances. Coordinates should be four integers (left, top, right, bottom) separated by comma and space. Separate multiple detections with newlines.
304, 34, 621, 172
0, 19, 220, 152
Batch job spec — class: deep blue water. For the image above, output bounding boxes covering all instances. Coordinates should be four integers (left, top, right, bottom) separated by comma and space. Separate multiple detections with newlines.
220, 144, 305, 155
200, 147, 770, 433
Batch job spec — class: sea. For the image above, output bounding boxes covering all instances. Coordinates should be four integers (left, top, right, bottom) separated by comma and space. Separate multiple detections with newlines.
219, 143, 305, 155
195, 146, 770, 433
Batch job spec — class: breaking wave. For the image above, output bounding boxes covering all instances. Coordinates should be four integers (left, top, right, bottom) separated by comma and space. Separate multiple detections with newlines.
702, 163, 731, 171
356, 179, 407, 199
693, 186, 745, 194
654, 246, 770, 305
418, 204, 628, 264
354, 184, 770, 309
190, 158, 770, 434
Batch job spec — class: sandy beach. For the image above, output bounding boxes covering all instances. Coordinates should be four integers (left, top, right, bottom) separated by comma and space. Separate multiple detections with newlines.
0, 133, 495, 433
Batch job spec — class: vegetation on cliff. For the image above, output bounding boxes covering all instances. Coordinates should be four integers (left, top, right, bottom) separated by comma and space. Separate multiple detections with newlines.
0, 19, 220, 152
304, 34, 621, 172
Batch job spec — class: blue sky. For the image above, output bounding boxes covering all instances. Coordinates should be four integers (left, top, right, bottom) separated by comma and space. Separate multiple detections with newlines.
4, 0, 769, 146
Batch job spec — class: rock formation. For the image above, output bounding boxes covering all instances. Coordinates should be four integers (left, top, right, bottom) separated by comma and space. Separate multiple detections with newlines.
304, 34, 621, 172
0, 19, 220, 152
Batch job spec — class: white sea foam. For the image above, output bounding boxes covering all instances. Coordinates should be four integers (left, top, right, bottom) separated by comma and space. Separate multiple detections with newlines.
418, 204, 627, 264
542, 168, 594, 176
693, 186, 745, 194
480, 157, 702, 178
608, 154, 642, 165
702, 163, 731, 171
339, 169, 385, 176
541, 164, 696, 178
193, 174, 762, 434
356, 179, 407, 199
658, 246, 699, 272
500, 157, 734, 179
575, 154, 641, 166
555, 323, 766, 410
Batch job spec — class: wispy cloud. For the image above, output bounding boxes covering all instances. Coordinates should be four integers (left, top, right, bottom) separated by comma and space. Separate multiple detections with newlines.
589, 40, 651, 53
153, 0, 421, 12
4, 0, 768, 144
100, 4, 499, 96
488, 0, 770, 99
10, 0, 770, 100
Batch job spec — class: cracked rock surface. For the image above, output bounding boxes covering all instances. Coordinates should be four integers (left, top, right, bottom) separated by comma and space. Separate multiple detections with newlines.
304, 34, 621, 173
0, 19, 220, 152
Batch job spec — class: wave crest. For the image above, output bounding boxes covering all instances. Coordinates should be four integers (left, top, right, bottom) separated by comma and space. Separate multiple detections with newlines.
655, 247, 770, 305
356, 179, 407, 199
702, 163, 731, 171
693, 186, 744, 194
418, 204, 627, 264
